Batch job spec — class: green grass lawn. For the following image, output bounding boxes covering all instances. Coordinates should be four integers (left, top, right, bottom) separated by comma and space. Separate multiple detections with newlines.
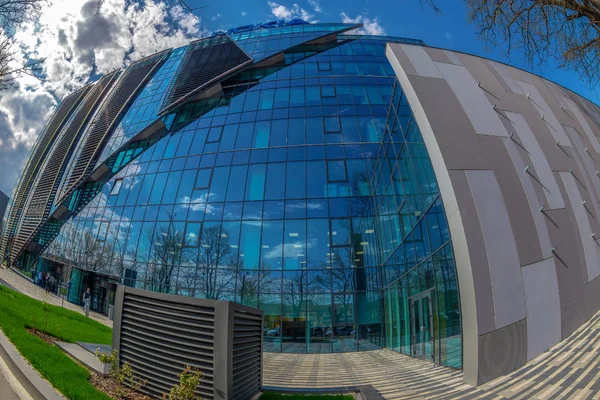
0, 285, 113, 399
260, 393, 354, 400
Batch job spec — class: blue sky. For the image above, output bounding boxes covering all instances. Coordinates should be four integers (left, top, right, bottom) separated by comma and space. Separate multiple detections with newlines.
0, 0, 597, 196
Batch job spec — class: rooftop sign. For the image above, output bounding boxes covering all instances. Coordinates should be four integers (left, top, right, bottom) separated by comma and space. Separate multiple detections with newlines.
210, 19, 310, 37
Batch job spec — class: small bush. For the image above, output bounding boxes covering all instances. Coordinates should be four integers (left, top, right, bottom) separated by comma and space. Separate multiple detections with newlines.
95, 349, 147, 399
163, 365, 204, 400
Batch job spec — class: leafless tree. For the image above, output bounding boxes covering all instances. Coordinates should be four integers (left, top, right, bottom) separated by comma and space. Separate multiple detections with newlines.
193, 225, 237, 299
146, 214, 184, 293
283, 269, 308, 318
0, 0, 45, 92
428, 1, 600, 87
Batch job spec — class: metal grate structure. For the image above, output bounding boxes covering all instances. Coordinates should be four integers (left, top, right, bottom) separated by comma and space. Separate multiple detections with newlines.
59, 50, 169, 201
159, 35, 253, 116
113, 286, 263, 400
9, 72, 119, 260
0, 85, 89, 260
232, 310, 263, 400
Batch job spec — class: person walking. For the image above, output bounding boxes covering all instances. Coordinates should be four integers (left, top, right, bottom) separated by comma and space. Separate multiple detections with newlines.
44, 273, 50, 293
82, 288, 91, 315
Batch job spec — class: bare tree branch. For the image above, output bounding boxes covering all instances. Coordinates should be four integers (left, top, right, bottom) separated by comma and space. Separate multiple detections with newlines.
464, 0, 600, 87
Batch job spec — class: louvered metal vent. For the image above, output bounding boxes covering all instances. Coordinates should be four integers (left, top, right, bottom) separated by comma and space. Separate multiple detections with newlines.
159, 35, 253, 116
113, 286, 263, 400
61, 51, 168, 198
0, 85, 89, 261
232, 310, 263, 400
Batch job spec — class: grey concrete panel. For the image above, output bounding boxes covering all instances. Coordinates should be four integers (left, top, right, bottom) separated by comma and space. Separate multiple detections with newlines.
562, 97, 600, 153
518, 102, 575, 173
506, 112, 566, 209
443, 50, 463, 66
457, 54, 506, 99
502, 118, 553, 260
517, 80, 572, 146
543, 208, 587, 338
448, 170, 496, 335
480, 135, 543, 266
560, 171, 600, 282
407, 75, 490, 170
566, 125, 600, 202
466, 170, 526, 329
584, 276, 600, 321
529, 76, 575, 127
424, 47, 452, 64
521, 258, 561, 360
477, 319, 527, 384
484, 60, 512, 93
400, 44, 442, 78
435, 61, 509, 137
386, 43, 418, 77
488, 61, 526, 95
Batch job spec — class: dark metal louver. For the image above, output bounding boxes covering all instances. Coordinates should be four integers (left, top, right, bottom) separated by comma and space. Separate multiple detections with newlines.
60, 50, 169, 198
113, 286, 263, 400
232, 310, 263, 400
0, 85, 89, 261
159, 35, 253, 116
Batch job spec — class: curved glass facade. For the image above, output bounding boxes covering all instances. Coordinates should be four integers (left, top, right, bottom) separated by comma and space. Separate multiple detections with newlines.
26, 24, 461, 365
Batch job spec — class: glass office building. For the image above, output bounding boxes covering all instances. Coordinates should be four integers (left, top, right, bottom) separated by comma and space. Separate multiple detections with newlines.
1, 22, 461, 367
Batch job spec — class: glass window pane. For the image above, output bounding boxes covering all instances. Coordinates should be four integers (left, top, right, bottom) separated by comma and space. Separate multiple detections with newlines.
286, 162, 306, 199
240, 221, 261, 269
284, 220, 306, 269
245, 164, 266, 201
260, 220, 283, 269
327, 160, 347, 182
324, 117, 341, 133
195, 168, 212, 189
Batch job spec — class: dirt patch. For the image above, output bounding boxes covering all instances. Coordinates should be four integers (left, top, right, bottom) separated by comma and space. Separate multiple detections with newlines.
27, 327, 57, 345
89, 372, 153, 400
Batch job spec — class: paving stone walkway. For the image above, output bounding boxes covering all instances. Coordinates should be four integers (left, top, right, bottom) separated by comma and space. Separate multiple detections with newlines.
265, 311, 600, 399
0, 267, 112, 328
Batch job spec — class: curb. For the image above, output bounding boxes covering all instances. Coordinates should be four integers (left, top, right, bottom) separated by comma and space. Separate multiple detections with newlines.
0, 329, 65, 400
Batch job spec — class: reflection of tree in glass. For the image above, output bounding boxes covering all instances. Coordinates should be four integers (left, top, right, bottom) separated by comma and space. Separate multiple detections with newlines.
283, 269, 307, 318
146, 213, 184, 293
109, 226, 139, 282
194, 225, 237, 299
331, 247, 355, 324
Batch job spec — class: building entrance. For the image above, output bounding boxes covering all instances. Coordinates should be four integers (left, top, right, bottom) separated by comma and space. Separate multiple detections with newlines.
409, 291, 434, 362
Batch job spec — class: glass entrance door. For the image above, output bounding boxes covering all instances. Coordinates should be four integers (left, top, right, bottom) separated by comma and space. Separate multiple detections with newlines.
410, 291, 434, 361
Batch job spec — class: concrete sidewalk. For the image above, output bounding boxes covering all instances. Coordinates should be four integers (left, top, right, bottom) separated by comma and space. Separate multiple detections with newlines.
0, 267, 112, 328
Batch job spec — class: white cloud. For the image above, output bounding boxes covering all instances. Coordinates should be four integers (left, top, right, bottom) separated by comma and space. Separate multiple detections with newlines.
211, 13, 221, 21
307, 0, 321, 13
241, 11, 247, 17
340, 12, 386, 36
268, 1, 313, 22
0, 0, 207, 194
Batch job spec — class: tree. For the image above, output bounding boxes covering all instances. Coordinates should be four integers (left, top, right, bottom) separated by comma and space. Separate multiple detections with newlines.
461, 1, 600, 87
194, 225, 237, 299
146, 214, 185, 293
0, 0, 45, 92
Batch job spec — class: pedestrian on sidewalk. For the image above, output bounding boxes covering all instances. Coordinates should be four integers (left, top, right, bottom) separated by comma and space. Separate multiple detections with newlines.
82, 288, 91, 314
45, 273, 51, 294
